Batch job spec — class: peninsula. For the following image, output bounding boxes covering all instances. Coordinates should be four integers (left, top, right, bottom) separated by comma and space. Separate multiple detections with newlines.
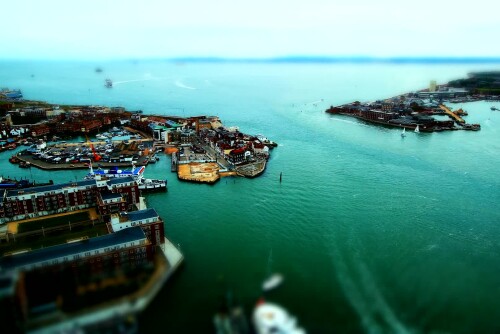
326, 73, 500, 132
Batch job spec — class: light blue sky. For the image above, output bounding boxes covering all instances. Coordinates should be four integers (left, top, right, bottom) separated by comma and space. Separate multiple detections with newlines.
2, 0, 499, 60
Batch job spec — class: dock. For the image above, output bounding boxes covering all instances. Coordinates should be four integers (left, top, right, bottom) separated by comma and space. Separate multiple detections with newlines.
439, 104, 465, 124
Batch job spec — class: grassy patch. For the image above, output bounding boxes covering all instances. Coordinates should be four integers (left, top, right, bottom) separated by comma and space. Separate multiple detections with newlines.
1, 223, 109, 256
17, 211, 91, 234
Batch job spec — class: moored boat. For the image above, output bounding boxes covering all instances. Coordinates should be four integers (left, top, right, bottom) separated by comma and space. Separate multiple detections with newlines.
0, 177, 53, 189
138, 178, 167, 192
84, 164, 166, 192
9, 155, 20, 164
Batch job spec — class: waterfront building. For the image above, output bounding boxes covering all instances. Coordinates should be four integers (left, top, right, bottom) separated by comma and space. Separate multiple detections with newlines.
361, 109, 399, 122
226, 147, 248, 164
0, 226, 152, 274
108, 208, 164, 246
417, 87, 468, 99
0, 226, 158, 333
0, 199, 182, 333
96, 192, 128, 217
153, 125, 169, 142
0, 178, 139, 224
180, 129, 196, 144
168, 129, 182, 143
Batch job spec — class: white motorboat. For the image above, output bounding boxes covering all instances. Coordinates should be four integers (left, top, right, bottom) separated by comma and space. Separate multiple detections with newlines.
253, 300, 306, 334
262, 273, 283, 291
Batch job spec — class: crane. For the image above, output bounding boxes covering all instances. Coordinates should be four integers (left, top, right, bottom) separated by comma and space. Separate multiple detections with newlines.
86, 135, 101, 162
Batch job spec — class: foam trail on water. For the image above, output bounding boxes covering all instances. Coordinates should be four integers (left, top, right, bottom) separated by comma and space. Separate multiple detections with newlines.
175, 80, 196, 90
329, 117, 370, 127
329, 232, 413, 333
113, 78, 153, 85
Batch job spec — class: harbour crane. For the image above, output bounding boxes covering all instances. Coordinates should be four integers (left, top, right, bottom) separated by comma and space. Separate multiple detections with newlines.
86, 135, 101, 162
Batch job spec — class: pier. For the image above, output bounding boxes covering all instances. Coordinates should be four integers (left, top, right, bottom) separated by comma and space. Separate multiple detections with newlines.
171, 151, 178, 172
439, 104, 465, 124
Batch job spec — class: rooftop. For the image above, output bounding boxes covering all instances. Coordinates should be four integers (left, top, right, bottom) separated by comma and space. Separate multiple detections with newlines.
107, 176, 136, 186
100, 192, 123, 201
6, 180, 97, 197
120, 208, 159, 222
0, 226, 146, 272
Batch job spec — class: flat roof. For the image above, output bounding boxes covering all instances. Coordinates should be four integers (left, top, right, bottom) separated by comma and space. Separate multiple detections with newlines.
121, 208, 159, 222
0, 227, 146, 272
107, 176, 135, 186
6, 180, 97, 197
100, 192, 123, 200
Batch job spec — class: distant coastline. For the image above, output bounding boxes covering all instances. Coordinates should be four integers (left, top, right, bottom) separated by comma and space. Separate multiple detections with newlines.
2, 56, 500, 64
169, 56, 500, 64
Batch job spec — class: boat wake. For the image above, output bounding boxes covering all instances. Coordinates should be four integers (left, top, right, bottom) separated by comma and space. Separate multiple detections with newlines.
113, 78, 153, 85
329, 117, 370, 127
307, 99, 324, 105
175, 80, 196, 90
329, 233, 413, 334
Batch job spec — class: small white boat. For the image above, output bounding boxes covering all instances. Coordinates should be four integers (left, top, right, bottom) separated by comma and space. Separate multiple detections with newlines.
262, 273, 283, 291
401, 128, 406, 137
253, 300, 306, 334
415, 125, 420, 133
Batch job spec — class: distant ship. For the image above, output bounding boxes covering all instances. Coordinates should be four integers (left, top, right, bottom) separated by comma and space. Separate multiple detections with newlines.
95, 67, 103, 73
105, 79, 113, 88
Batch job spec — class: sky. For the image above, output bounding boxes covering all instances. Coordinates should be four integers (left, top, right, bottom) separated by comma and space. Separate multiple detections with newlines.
2, 0, 500, 60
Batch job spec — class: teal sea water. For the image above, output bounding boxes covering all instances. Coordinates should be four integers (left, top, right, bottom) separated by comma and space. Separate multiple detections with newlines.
1, 61, 500, 333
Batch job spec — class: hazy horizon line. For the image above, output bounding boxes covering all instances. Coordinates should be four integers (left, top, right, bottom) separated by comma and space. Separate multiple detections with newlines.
170, 56, 500, 64
2, 55, 500, 64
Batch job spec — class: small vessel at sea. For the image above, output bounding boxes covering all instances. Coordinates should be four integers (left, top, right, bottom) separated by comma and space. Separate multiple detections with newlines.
262, 273, 284, 292
105, 79, 113, 88
415, 125, 420, 133
253, 299, 306, 334
491, 106, 498, 111
401, 128, 406, 137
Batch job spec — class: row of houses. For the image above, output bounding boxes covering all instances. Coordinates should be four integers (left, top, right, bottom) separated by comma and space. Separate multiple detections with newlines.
1, 102, 131, 139
199, 127, 270, 165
